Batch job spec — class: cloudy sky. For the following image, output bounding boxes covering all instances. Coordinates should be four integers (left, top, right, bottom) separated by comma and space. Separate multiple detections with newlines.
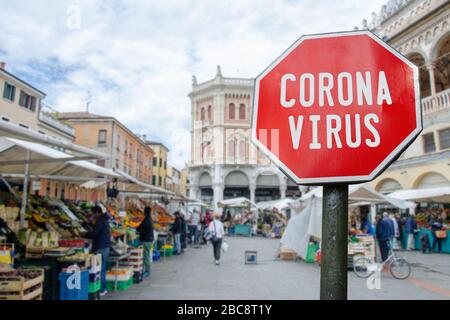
0, 0, 386, 169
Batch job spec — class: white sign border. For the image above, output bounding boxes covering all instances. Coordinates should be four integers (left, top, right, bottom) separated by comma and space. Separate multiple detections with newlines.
251, 30, 422, 185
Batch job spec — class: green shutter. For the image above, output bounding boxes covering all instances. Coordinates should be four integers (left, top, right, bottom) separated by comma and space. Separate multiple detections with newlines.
2, 82, 7, 99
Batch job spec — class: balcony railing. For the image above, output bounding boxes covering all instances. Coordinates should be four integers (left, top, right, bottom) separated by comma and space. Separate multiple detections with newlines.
422, 88, 450, 115
38, 112, 75, 136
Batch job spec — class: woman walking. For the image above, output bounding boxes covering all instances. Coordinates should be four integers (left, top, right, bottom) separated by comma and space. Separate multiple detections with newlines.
208, 212, 225, 265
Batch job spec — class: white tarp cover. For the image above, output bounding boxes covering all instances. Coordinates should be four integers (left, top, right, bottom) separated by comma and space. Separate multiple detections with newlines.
257, 198, 296, 214
300, 183, 414, 209
0, 136, 119, 179
388, 187, 450, 203
280, 196, 322, 259
218, 197, 257, 208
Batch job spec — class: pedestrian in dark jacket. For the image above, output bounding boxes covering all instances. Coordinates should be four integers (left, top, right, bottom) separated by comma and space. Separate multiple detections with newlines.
180, 213, 187, 251
405, 213, 417, 250
86, 205, 111, 295
173, 212, 183, 254
429, 215, 444, 253
376, 215, 391, 261
137, 206, 154, 278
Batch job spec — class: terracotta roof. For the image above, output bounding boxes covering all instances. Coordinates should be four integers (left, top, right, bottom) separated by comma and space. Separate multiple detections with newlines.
57, 112, 108, 119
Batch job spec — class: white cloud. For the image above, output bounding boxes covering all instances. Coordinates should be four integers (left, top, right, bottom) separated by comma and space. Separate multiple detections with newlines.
0, 0, 386, 169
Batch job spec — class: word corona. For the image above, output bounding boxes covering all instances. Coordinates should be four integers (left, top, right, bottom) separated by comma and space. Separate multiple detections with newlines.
280, 71, 392, 150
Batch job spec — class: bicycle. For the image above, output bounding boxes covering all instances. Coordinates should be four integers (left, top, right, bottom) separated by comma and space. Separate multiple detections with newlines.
353, 244, 411, 280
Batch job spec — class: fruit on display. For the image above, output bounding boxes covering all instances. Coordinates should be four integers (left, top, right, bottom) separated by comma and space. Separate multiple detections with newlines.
0, 269, 43, 281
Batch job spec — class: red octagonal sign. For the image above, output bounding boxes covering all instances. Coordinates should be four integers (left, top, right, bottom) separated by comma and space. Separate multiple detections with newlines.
252, 31, 422, 185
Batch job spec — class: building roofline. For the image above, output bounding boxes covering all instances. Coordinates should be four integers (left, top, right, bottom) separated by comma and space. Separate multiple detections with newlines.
58, 112, 155, 154
0, 68, 46, 98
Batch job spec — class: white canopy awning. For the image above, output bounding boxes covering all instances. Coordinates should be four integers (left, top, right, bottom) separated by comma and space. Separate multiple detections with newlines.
0, 137, 120, 180
257, 198, 296, 212
300, 183, 414, 209
218, 197, 257, 208
114, 169, 175, 195
388, 187, 450, 203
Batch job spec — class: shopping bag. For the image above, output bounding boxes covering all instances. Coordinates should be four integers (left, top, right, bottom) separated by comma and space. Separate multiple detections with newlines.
221, 241, 229, 252
435, 230, 447, 239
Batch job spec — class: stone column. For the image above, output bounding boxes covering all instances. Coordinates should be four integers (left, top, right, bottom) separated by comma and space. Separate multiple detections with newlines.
280, 183, 287, 199
213, 183, 223, 212
427, 63, 437, 96
249, 183, 256, 204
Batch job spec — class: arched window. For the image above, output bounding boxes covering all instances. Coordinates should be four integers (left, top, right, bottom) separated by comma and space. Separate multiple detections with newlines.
228, 103, 235, 119
228, 141, 235, 158
207, 105, 212, 120
200, 107, 205, 121
239, 140, 246, 158
239, 104, 246, 120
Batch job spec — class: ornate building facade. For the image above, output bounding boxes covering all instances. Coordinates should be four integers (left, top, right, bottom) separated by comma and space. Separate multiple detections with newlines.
356, 0, 450, 193
187, 67, 301, 208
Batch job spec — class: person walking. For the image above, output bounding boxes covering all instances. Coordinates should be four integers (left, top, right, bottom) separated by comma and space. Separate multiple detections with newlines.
376, 214, 391, 262
191, 209, 200, 248
86, 205, 111, 296
137, 206, 154, 278
208, 212, 225, 265
389, 213, 400, 249
429, 214, 444, 253
172, 212, 183, 255
405, 213, 417, 251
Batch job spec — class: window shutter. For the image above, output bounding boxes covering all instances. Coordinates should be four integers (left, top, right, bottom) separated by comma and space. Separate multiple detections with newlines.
11, 85, 15, 101
2, 83, 7, 99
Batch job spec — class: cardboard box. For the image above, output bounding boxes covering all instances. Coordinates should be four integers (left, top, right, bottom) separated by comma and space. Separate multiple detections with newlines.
279, 251, 297, 261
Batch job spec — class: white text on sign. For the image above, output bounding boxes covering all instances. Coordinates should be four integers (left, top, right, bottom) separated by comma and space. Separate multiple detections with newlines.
280, 71, 391, 150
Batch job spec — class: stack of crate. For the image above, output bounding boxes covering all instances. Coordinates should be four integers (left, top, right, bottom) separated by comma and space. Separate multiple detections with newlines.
357, 235, 376, 262
0, 268, 44, 300
119, 246, 144, 284
88, 254, 102, 300
0, 206, 25, 233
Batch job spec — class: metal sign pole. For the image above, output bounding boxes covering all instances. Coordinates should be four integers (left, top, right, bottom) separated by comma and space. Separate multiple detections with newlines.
320, 184, 348, 300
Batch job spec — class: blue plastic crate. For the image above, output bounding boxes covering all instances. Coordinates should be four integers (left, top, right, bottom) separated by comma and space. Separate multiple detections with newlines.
59, 270, 89, 300
152, 250, 160, 262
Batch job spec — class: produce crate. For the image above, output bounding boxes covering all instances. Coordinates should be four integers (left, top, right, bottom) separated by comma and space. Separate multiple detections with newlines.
227, 226, 235, 236
305, 243, 319, 263
279, 250, 297, 261
128, 247, 144, 257
89, 272, 100, 283
106, 277, 133, 292
15, 259, 59, 301
59, 270, 89, 300
160, 247, 173, 257
152, 250, 160, 262
106, 268, 133, 282
88, 280, 101, 293
0, 268, 44, 300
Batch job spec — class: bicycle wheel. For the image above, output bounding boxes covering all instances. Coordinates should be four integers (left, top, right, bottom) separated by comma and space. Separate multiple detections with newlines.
389, 257, 411, 280
353, 256, 373, 278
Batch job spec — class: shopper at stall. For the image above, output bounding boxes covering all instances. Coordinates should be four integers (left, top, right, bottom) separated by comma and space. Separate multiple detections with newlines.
376, 214, 392, 262
137, 206, 154, 278
429, 214, 445, 253
181, 213, 187, 252
208, 212, 225, 265
360, 216, 374, 235
405, 213, 417, 251
85, 205, 111, 296
172, 211, 183, 255
190, 209, 200, 248
389, 213, 400, 249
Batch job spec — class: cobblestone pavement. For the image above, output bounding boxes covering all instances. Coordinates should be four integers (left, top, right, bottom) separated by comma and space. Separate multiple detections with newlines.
104, 236, 450, 300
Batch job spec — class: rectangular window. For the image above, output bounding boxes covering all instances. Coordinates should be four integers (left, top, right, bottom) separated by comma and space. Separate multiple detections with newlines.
439, 128, 450, 150
152, 175, 156, 185
423, 133, 436, 153
159, 158, 163, 168
3, 82, 16, 101
19, 90, 36, 111
164, 161, 167, 170
153, 157, 157, 166
98, 129, 107, 145
159, 176, 162, 186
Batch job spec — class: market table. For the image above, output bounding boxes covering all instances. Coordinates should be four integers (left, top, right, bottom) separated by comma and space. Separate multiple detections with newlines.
107, 253, 130, 292
401, 229, 450, 253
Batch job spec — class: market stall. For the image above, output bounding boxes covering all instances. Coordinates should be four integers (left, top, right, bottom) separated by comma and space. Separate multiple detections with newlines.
218, 197, 257, 236
256, 198, 296, 238
280, 184, 413, 264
